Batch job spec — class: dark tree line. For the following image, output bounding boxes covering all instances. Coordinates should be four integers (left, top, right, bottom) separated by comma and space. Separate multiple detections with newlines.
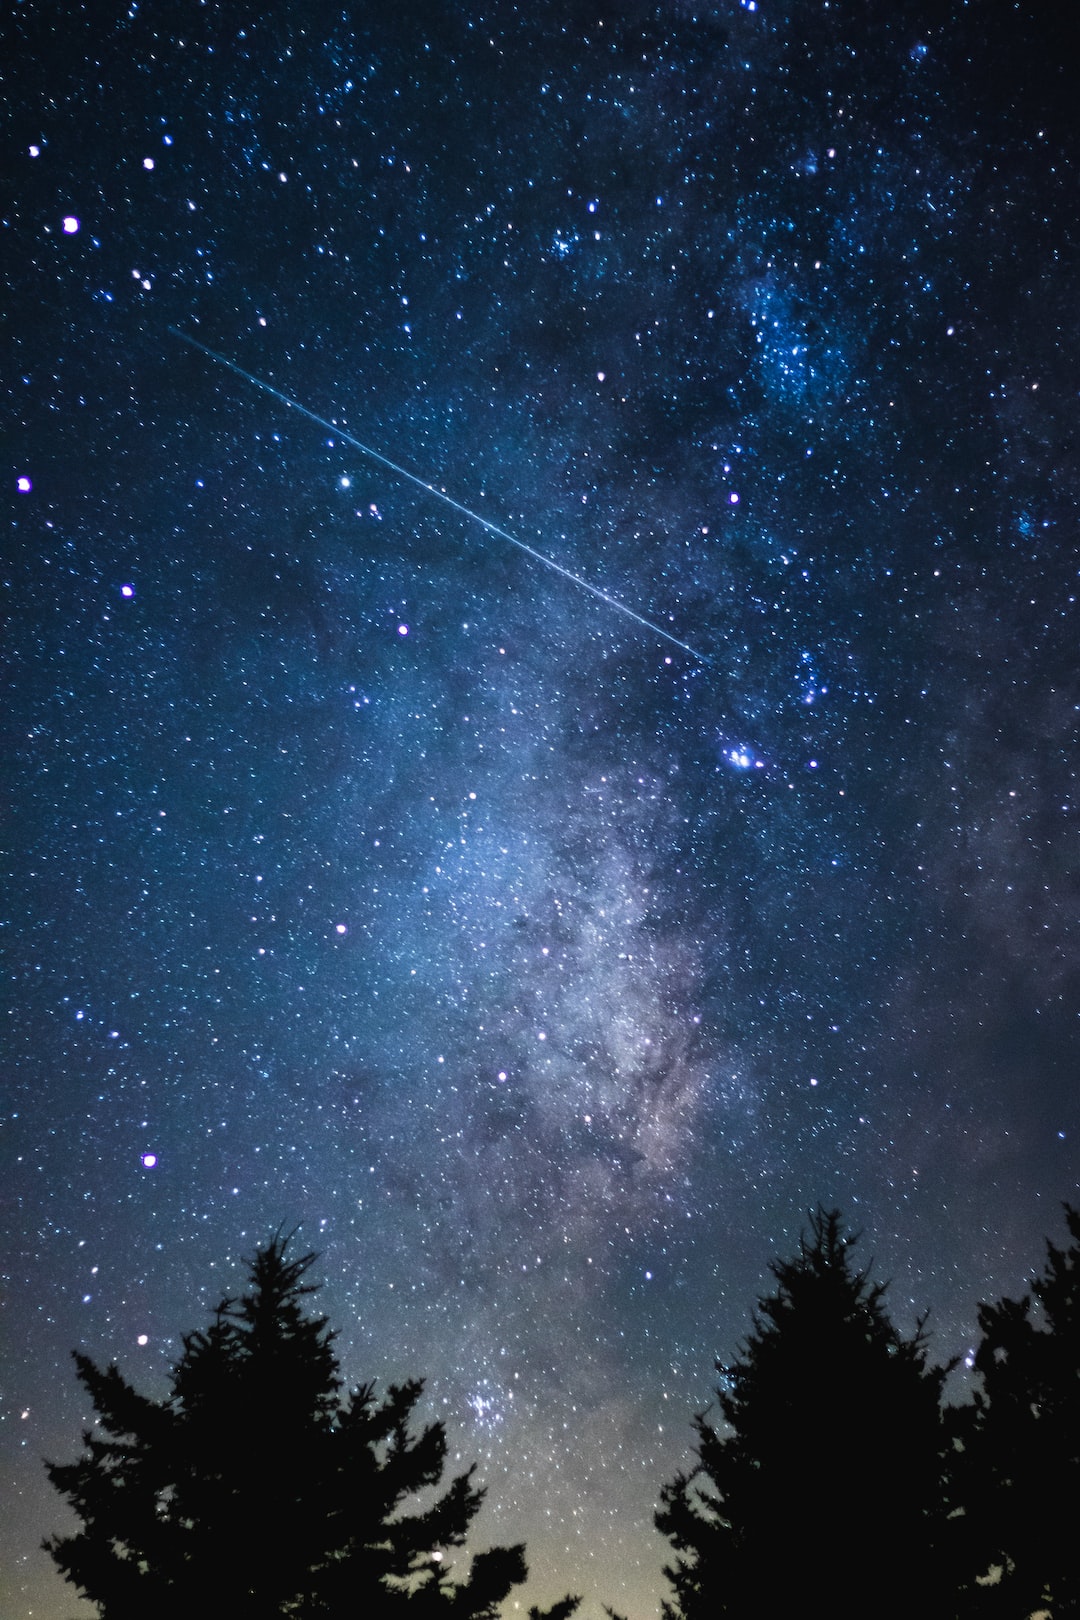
955, 1205, 1080, 1618
657, 1206, 1080, 1620
44, 1235, 577, 1620
45, 1210, 1080, 1618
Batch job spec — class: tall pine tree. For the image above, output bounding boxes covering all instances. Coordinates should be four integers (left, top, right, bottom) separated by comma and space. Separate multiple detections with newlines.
958, 1204, 1080, 1617
44, 1234, 538, 1619
657, 1209, 956, 1620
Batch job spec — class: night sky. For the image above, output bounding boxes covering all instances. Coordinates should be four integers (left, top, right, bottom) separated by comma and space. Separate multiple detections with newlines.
4, 2, 1079, 1615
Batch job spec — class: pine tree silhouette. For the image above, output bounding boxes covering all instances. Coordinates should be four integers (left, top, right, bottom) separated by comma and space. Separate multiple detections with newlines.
44, 1233, 543, 1619
958, 1204, 1080, 1618
657, 1209, 955, 1620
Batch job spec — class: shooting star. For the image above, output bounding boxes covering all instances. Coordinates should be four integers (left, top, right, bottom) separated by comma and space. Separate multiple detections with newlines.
167, 326, 711, 665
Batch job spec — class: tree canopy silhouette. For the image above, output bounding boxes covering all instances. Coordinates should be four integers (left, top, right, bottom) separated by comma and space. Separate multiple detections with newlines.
44, 1232, 557, 1619
957, 1204, 1080, 1617
656, 1208, 956, 1620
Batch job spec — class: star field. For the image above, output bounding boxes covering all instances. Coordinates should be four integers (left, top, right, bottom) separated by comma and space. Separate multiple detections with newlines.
4, 4, 1079, 1616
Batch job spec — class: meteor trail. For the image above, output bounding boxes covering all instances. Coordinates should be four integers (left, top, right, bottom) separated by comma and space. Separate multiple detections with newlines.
167, 326, 711, 665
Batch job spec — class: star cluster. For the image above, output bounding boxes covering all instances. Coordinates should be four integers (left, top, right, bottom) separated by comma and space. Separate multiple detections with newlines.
4, 3, 1079, 1616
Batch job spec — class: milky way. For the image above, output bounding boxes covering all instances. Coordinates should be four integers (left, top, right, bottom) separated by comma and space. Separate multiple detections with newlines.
4, 4, 1079, 1616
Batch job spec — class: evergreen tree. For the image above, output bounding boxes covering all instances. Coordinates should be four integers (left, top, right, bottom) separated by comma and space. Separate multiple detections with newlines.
44, 1234, 536, 1619
959, 1205, 1080, 1617
656, 1209, 955, 1620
